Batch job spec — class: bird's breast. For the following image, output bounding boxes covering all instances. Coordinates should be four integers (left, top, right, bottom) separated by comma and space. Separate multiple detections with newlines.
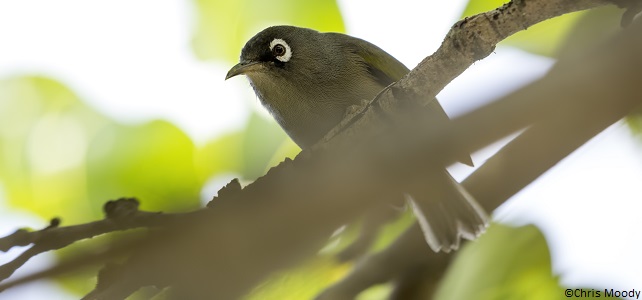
248, 73, 383, 149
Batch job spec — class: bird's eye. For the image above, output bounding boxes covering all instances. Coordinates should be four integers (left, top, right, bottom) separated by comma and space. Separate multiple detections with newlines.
269, 38, 292, 62
273, 44, 285, 56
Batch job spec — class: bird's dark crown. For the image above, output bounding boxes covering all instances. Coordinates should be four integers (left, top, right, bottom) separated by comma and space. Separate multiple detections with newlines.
240, 26, 318, 63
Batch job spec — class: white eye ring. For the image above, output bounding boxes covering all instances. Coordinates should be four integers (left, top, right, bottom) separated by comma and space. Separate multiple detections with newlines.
269, 38, 292, 62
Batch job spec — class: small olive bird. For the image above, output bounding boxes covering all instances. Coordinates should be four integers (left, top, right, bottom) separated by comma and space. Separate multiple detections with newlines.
226, 25, 488, 252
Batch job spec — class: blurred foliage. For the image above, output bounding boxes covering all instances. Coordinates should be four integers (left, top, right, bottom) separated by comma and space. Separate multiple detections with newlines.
625, 107, 642, 139
86, 120, 201, 213
247, 257, 395, 300
0, 0, 628, 299
56, 230, 151, 296
191, 0, 345, 62
320, 208, 415, 257
0, 77, 204, 222
196, 112, 299, 182
245, 256, 351, 300
0, 74, 297, 296
436, 224, 560, 300
369, 208, 415, 253
0, 76, 110, 223
0, 75, 302, 220
555, 6, 622, 59
239, 112, 291, 179
436, 224, 618, 300
244, 210, 414, 300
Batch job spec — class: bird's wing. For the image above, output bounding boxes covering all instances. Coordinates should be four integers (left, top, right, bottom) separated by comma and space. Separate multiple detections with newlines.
326, 33, 409, 85
326, 32, 473, 166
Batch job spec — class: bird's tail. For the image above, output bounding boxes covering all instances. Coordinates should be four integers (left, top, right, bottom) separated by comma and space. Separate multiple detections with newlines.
406, 169, 488, 253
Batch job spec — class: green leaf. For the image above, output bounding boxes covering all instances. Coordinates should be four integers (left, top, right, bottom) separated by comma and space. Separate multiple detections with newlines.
191, 0, 345, 62
461, 0, 507, 17
435, 224, 562, 300
196, 112, 290, 181
0, 75, 208, 222
461, 0, 584, 57
244, 256, 351, 300
264, 134, 300, 171
356, 284, 393, 300
86, 120, 202, 214
195, 130, 245, 181
0, 76, 110, 222
627, 112, 642, 138
556, 7, 623, 60
240, 112, 289, 179
369, 208, 415, 253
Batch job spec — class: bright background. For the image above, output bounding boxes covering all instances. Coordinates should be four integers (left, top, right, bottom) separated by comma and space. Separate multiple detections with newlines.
0, 0, 639, 299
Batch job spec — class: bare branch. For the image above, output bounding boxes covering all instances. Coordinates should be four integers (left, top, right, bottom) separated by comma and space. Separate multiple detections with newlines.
0, 198, 191, 282
0, 1, 633, 299
319, 11, 642, 299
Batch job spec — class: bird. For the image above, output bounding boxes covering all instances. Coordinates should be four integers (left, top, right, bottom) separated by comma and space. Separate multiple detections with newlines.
226, 25, 488, 252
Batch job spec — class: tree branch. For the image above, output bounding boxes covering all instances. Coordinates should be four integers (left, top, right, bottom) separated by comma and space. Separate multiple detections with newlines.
319, 7, 642, 298
0, 1, 633, 299
400, 0, 611, 101
0, 198, 193, 281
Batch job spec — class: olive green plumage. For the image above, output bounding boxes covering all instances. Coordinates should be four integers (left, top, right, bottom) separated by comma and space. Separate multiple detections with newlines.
228, 26, 403, 148
226, 25, 487, 252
